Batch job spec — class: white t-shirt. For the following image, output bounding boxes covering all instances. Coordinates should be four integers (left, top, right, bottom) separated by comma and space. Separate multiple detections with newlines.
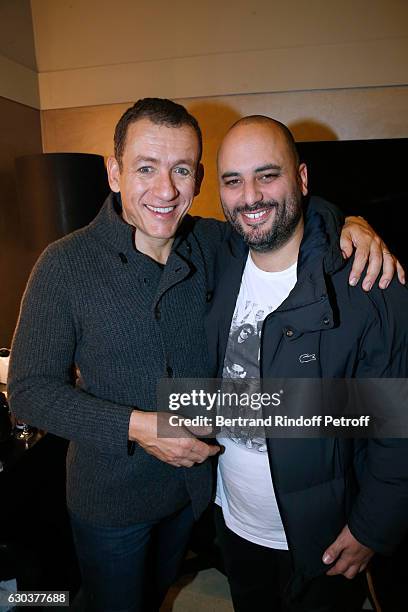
216, 253, 297, 549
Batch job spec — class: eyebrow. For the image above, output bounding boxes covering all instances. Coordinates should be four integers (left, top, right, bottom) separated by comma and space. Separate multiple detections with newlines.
134, 157, 158, 164
221, 171, 240, 179
175, 158, 196, 167
221, 163, 281, 180
134, 156, 196, 167
254, 164, 281, 173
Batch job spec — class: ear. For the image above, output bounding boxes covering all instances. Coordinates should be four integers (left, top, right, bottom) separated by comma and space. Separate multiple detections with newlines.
107, 156, 121, 193
194, 163, 204, 196
298, 162, 308, 196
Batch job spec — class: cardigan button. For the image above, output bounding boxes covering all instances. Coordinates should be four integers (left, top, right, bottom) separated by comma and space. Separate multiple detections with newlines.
285, 328, 294, 337
154, 306, 161, 321
323, 317, 330, 325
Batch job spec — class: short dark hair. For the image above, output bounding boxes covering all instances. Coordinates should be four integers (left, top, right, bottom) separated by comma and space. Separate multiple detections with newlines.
114, 98, 202, 169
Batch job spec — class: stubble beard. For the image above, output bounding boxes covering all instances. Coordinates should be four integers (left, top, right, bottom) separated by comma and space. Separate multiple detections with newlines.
222, 192, 303, 253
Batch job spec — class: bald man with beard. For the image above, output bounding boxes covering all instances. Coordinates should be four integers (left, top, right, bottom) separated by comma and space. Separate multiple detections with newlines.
206, 116, 408, 612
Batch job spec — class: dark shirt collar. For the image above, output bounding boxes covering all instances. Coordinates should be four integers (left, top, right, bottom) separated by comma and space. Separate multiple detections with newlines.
90, 192, 137, 255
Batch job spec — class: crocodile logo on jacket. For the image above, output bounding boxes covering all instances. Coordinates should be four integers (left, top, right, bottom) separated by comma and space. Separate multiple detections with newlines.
299, 353, 317, 363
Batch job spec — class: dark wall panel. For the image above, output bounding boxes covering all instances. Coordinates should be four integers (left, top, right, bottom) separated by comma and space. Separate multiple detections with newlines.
15, 153, 108, 252
297, 139, 408, 267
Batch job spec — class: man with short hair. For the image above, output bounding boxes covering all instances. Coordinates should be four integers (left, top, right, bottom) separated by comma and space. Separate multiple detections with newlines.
8, 99, 402, 611
206, 115, 408, 611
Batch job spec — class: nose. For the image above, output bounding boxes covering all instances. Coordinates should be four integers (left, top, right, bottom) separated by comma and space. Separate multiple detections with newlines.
153, 171, 178, 201
243, 179, 263, 207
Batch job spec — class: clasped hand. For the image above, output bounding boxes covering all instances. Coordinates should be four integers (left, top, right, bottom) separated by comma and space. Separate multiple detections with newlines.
129, 410, 220, 467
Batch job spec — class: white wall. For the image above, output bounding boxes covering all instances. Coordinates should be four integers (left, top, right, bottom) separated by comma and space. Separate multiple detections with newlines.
31, 0, 408, 109
0, 54, 39, 107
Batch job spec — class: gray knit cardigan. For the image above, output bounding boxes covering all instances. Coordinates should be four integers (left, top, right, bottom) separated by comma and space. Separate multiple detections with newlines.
8, 193, 225, 526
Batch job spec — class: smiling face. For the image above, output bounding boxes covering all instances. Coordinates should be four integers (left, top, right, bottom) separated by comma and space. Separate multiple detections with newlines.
217, 119, 308, 253
107, 118, 202, 258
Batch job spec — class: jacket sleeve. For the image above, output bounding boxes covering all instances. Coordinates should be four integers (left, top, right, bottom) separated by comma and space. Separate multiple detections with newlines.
348, 282, 408, 553
7, 243, 134, 455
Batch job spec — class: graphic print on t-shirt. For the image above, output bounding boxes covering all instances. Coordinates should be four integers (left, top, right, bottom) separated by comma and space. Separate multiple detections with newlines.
223, 300, 270, 379
222, 255, 297, 453
222, 297, 271, 453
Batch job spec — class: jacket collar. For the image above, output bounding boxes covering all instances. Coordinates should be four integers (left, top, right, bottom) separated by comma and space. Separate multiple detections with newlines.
89, 192, 137, 255
89, 192, 196, 305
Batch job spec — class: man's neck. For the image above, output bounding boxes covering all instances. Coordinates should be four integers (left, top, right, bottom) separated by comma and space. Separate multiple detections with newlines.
134, 233, 173, 265
250, 218, 304, 272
